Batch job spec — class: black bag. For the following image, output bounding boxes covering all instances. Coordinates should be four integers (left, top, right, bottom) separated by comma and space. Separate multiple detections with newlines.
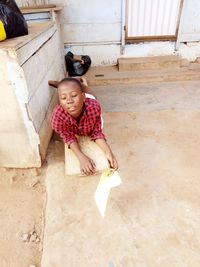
0, 0, 28, 40
65, 51, 91, 76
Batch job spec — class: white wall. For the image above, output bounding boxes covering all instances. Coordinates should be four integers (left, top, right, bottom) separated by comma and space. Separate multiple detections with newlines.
179, 0, 200, 42
50, 0, 121, 44
48, 0, 122, 65
48, 0, 200, 65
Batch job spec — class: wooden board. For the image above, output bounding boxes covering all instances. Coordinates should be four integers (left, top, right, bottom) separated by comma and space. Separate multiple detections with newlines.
21, 6, 62, 14
38, 92, 58, 161
22, 30, 61, 100
0, 22, 54, 50
27, 58, 64, 132
65, 137, 109, 176
17, 23, 56, 66
21, 4, 56, 9
16, 0, 46, 7
23, 12, 51, 22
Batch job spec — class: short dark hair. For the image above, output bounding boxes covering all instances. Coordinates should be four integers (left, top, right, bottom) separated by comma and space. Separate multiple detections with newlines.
58, 77, 83, 92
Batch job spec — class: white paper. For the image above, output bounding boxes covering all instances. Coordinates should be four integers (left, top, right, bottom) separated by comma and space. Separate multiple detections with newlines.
94, 170, 122, 218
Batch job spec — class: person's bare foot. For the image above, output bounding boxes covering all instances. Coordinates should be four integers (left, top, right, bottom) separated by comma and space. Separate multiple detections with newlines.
74, 76, 88, 86
48, 77, 88, 89
48, 80, 59, 88
48, 77, 96, 97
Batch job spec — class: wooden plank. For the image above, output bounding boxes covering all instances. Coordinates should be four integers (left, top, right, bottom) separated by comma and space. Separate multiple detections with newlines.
21, 4, 56, 10
125, 36, 177, 43
17, 24, 57, 66
0, 22, 54, 50
23, 12, 51, 21
0, 50, 41, 167
118, 56, 181, 71
21, 6, 62, 14
16, 0, 46, 7
87, 68, 200, 86
22, 30, 61, 100
38, 92, 58, 161
65, 137, 109, 176
27, 58, 64, 132
118, 56, 180, 63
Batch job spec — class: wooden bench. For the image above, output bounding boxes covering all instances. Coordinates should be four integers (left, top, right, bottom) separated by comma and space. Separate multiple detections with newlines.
0, 21, 64, 167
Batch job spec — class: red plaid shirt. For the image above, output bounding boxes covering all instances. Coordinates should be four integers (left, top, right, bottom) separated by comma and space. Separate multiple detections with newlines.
51, 98, 105, 146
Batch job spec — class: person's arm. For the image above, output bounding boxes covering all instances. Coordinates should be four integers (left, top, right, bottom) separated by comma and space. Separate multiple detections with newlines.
70, 142, 96, 175
51, 109, 96, 176
95, 139, 118, 170
89, 103, 118, 170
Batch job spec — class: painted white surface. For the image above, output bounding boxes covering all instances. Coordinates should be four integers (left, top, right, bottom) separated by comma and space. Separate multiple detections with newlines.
0, 50, 41, 167
22, 30, 60, 100
179, 0, 200, 42
28, 58, 62, 132
65, 41, 176, 66
65, 44, 120, 66
0, 22, 64, 167
60, 0, 121, 24
127, 0, 181, 37
181, 0, 200, 34
17, 24, 57, 66
62, 23, 120, 44
178, 42, 200, 61
49, 0, 121, 44
49, 0, 200, 64
7, 56, 40, 151
124, 42, 176, 57
23, 12, 51, 22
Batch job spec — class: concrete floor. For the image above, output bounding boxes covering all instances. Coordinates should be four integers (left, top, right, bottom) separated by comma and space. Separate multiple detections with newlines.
41, 81, 200, 267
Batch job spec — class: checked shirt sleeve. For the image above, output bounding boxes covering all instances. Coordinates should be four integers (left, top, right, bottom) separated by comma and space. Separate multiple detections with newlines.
51, 106, 77, 146
89, 102, 106, 141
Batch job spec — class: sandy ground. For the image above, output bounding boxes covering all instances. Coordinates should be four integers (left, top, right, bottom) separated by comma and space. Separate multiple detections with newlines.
41, 110, 200, 267
0, 167, 45, 267
1, 80, 200, 267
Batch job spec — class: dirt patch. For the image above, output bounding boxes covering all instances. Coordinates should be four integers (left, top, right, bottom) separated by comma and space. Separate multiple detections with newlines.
0, 167, 46, 267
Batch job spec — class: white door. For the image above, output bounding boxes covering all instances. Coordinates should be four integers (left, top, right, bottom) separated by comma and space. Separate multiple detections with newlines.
126, 0, 183, 42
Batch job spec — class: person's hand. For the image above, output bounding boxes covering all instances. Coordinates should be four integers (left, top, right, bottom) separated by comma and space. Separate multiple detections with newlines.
94, 139, 118, 170
79, 154, 96, 176
106, 151, 118, 170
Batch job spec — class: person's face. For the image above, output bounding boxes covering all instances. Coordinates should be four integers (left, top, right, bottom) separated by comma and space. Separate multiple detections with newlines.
58, 81, 85, 118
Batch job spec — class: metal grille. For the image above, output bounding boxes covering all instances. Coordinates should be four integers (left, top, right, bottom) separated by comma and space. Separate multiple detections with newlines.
127, 0, 182, 37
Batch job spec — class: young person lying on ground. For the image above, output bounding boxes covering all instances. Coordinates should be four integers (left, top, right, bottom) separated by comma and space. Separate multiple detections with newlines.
50, 77, 118, 176
48, 77, 96, 97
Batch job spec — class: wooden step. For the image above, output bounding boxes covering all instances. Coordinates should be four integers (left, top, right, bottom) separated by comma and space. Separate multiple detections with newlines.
118, 56, 182, 71
85, 66, 200, 86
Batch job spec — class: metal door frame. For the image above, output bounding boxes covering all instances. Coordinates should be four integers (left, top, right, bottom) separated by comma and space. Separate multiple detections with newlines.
123, 0, 184, 44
